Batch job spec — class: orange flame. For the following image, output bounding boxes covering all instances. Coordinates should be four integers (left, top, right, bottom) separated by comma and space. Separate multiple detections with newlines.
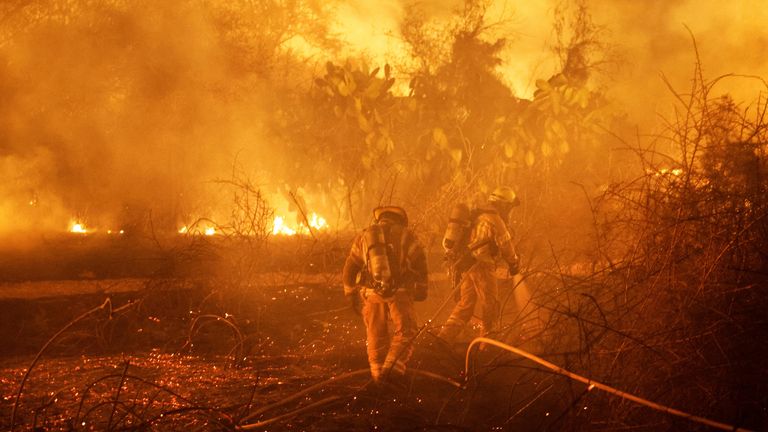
69, 222, 88, 234
178, 225, 217, 236
271, 212, 328, 236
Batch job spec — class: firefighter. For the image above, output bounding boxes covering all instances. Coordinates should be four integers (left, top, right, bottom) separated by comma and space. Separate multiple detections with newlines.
438, 186, 521, 344
342, 206, 428, 383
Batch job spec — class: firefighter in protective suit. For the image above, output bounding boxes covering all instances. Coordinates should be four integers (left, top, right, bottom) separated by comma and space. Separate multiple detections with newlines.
342, 206, 428, 383
438, 187, 521, 344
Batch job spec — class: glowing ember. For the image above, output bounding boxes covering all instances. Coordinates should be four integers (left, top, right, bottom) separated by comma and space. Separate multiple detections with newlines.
204, 227, 216, 236
179, 226, 189, 234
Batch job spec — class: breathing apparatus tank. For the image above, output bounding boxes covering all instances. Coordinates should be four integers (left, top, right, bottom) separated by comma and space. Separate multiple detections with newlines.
442, 203, 472, 254
364, 223, 393, 294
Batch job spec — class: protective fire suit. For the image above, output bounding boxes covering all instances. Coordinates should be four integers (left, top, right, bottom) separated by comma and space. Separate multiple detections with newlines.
438, 204, 519, 343
342, 217, 428, 382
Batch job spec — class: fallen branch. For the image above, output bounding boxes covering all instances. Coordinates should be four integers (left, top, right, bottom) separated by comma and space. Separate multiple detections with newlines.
10, 298, 138, 430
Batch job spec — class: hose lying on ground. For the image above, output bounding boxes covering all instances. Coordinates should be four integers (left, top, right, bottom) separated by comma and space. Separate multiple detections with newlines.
464, 337, 755, 432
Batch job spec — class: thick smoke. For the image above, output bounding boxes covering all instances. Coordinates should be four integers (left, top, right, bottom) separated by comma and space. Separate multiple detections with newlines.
591, 0, 768, 129
0, 2, 287, 235
0, 0, 765, 236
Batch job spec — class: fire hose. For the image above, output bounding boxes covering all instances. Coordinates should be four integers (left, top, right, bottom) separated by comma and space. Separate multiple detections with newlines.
465, 337, 755, 432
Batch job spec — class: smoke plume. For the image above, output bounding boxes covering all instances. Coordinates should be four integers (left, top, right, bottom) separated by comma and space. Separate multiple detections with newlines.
0, 0, 765, 236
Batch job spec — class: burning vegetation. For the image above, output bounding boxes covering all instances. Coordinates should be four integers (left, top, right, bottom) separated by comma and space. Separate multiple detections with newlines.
1, 0, 767, 431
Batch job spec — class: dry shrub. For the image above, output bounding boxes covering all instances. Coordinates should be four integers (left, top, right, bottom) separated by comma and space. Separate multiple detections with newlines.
509, 57, 768, 430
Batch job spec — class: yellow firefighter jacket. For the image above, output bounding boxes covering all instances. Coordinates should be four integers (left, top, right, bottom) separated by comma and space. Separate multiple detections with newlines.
467, 205, 518, 267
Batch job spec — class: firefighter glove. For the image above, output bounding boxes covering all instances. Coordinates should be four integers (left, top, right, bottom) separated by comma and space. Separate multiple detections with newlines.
413, 282, 428, 301
347, 291, 362, 315
508, 258, 520, 276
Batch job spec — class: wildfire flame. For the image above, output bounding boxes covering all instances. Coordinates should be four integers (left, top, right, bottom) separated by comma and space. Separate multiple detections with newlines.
174, 212, 327, 237
308, 213, 328, 230
272, 212, 327, 236
68, 220, 126, 235
69, 222, 88, 234
64, 213, 326, 237
648, 167, 684, 176
178, 225, 217, 236
272, 216, 296, 236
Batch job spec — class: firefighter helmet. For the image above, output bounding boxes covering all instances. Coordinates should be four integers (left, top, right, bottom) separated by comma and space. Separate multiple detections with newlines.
488, 187, 520, 207
373, 206, 408, 225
